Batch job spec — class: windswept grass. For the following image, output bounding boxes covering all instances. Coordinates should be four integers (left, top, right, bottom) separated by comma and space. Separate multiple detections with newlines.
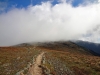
0, 47, 41, 75
0, 41, 100, 75
37, 41, 100, 75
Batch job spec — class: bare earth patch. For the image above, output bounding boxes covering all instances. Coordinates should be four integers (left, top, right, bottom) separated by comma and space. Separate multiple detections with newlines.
21, 52, 45, 75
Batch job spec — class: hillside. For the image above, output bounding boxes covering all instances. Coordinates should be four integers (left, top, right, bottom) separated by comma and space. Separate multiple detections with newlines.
74, 40, 100, 56
0, 41, 100, 75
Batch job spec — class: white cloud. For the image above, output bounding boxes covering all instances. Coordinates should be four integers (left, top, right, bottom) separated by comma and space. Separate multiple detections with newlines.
0, 1, 100, 46
79, 25, 100, 43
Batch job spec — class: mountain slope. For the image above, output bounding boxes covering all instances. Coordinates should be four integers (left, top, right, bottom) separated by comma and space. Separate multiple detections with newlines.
0, 41, 100, 75
37, 41, 100, 75
74, 40, 100, 56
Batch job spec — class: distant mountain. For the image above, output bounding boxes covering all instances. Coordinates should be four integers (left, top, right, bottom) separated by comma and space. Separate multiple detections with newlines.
73, 40, 100, 56
13, 43, 32, 47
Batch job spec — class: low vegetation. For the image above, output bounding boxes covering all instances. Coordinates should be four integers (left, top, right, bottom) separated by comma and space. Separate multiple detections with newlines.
0, 46, 41, 75
0, 42, 100, 75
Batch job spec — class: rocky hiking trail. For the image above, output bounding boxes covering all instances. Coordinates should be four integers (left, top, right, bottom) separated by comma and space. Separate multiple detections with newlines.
20, 52, 45, 75
16, 50, 74, 75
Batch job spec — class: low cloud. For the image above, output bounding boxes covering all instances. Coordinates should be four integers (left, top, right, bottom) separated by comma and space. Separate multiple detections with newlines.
0, 1, 100, 46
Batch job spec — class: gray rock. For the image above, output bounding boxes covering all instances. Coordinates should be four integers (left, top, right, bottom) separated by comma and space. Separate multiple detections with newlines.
15, 70, 24, 75
60, 68, 63, 71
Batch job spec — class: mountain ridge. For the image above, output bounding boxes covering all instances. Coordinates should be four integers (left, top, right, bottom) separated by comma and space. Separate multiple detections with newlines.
73, 40, 100, 56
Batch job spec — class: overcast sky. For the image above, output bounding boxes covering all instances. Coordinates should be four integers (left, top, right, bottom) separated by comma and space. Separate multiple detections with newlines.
0, 0, 100, 46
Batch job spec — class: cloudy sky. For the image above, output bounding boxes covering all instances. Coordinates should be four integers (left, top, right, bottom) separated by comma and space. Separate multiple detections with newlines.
0, 0, 100, 46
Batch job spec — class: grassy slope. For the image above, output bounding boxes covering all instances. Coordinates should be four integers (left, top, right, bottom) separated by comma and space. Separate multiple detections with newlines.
37, 41, 100, 75
0, 47, 42, 75
0, 42, 100, 75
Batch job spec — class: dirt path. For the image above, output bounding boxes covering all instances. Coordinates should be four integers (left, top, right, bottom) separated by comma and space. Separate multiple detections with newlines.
21, 52, 45, 75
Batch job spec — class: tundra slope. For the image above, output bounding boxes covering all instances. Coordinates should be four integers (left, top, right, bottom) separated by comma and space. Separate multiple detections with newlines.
0, 41, 100, 75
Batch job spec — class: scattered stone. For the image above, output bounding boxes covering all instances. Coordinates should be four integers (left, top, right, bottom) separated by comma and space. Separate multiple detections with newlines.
2, 63, 10, 67
15, 70, 24, 75
17, 57, 20, 60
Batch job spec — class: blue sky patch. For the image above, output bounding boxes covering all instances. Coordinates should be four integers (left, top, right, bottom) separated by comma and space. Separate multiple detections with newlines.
72, 0, 84, 7
0, 0, 98, 12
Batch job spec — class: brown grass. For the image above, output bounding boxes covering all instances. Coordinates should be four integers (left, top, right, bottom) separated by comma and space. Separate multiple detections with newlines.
0, 47, 41, 75
0, 42, 100, 75
37, 42, 100, 75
